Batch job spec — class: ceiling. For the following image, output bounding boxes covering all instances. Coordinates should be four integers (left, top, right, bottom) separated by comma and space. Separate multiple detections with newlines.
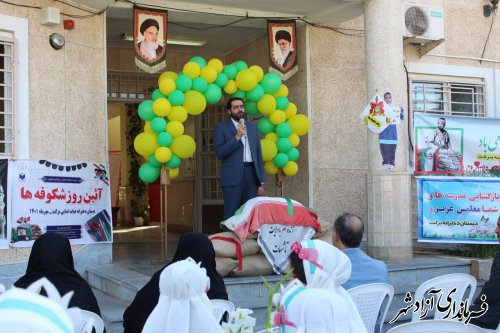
75, 0, 364, 54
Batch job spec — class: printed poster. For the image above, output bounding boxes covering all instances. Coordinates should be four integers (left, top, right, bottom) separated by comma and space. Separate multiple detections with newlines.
267, 20, 298, 81
414, 113, 500, 176
418, 176, 500, 244
7, 160, 112, 248
0, 159, 8, 249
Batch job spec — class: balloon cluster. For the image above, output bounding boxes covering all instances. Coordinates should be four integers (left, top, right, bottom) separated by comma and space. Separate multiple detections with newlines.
133, 56, 310, 183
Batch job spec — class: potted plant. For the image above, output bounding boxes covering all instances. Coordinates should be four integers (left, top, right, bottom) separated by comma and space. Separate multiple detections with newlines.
127, 103, 150, 227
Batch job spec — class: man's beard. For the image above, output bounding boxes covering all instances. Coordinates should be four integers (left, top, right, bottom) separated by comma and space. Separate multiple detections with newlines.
141, 39, 159, 59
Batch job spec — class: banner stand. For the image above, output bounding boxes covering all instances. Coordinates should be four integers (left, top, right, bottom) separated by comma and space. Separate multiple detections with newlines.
160, 168, 170, 259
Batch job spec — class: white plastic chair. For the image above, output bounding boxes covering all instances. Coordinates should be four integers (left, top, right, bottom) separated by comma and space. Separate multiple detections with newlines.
210, 299, 235, 323
79, 309, 105, 333
255, 328, 280, 333
411, 273, 477, 322
386, 319, 485, 332
347, 283, 394, 333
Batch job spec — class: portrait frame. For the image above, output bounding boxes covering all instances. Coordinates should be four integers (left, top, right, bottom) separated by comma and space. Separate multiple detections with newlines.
267, 20, 297, 76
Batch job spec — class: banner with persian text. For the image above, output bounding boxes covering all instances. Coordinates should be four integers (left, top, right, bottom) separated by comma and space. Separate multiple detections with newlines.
414, 113, 500, 176
417, 177, 500, 243
5, 160, 112, 248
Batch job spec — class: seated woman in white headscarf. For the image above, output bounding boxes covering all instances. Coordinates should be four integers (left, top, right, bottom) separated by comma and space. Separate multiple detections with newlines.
273, 239, 366, 333
142, 257, 225, 333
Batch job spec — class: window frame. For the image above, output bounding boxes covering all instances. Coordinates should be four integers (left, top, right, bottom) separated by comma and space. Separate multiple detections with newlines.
0, 36, 16, 156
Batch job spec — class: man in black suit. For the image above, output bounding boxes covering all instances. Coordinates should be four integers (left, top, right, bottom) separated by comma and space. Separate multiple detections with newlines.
137, 18, 164, 60
470, 215, 500, 329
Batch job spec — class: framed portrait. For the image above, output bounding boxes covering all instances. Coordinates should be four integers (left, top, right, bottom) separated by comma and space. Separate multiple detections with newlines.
267, 20, 297, 77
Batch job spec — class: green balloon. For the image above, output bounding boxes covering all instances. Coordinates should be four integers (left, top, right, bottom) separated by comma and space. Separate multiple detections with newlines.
276, 138, 292, 153
176, 75, 192, 92
152, 89, 167, 100
276, 96, 289, 110
223, 64, 238, 80
275, 123, 292, 138
192, 77, 208, 93
233, 60, 248, 71
168, 90, 185, 106
139, 162, 160, 183
204, 83, 222, 104
257, 117, 275, 135
261, 73, 282, 94
157, 131, 173, 147
189, 56, 207, 68
246, 84, 264, 102
214, 72, 229, 88
138, 100, 155, 121
232, 89, 246, 99
274, 153, 289, 168
287, 147, 300, 161
148, 155, 162, 167
151, 117, 167, 133
166, 154, 181, 168
244, 101, 259, 116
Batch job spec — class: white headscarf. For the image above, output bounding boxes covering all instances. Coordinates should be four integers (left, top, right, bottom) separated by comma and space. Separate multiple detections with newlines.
142, 257, 225, 333
277, 239, 366, 333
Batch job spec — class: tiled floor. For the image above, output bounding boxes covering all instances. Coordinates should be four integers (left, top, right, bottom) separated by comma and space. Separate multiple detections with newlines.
112, 221, 182, 276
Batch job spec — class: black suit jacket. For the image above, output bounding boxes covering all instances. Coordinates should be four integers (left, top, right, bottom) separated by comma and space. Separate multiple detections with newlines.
470, 250, 500, 329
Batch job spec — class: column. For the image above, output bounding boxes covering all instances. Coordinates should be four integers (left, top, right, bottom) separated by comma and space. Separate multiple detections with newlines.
364, 0, 412, 260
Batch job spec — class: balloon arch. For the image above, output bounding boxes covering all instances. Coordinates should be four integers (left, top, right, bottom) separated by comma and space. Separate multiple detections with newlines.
133, 56, 311, 184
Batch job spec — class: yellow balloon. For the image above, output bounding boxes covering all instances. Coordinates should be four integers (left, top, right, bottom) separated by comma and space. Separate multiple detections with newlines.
288, 133, 300, 147
154, 147, 172, 163
169, 167, 180, 179
223, 80, 238, 95
134, 132, 158, 157
207, 58, 223, 73
283, 161, 298, 176
273, 84, 289, 97
261, 139, 278, 162
166, 120, 184, 138
159, 71, 179, 83
158, 77, 176, 96
200, 66, 218, 83
152, 98, 171, 117
265, 132, 279, 142
284, 102, 297, 119
183, 61, 201, 79
264, 161, 279, 175
235, 69, 258, 91
288, 114, 311, 136
249, 65, 264, 82
257, 94, 276, 115
183, 90, 207, 115
144, 121, 154, 134
171, 134, 196, 158
270, 110, 286, 125
168, 106, 188, 123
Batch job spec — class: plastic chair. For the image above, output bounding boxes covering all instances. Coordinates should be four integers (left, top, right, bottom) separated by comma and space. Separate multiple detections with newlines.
78, 309, 105, 333
386, 319, 485, 332
347, 283, 394, 333
411, 273, 476, 322
210, 299, 235, 323
255, 328, 280, 333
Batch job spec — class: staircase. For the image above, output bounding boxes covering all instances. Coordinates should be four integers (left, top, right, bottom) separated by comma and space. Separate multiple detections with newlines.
86, 254, 477, 333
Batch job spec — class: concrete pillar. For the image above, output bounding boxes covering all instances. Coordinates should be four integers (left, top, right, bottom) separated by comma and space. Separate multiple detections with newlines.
363, 0, 412, 260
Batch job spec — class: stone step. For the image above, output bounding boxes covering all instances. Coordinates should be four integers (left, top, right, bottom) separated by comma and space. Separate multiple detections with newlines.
92, 289, 128, 333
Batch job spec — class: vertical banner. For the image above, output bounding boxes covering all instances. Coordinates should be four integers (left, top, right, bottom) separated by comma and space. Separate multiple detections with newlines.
0, 159, 8, 249
8, 160, 112, 247
267, 20, 298, 81
134, 5, 168, 74
418, 177, 500, 244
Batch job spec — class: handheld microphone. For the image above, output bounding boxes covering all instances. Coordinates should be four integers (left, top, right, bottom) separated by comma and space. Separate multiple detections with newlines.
239, 118, 245, 126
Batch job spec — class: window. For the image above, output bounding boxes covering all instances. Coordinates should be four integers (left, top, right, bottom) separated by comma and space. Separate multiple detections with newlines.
0, 37, 15, 155
412, 81, 485, 117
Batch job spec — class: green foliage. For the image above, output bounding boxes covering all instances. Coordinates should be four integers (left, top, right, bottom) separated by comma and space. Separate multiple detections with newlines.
445, 244, 498, 259
126, 103, 149, 220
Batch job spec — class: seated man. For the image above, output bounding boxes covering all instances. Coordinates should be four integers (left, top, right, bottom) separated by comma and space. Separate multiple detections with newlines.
332, 212, 388, 290
469, 216, 500, 330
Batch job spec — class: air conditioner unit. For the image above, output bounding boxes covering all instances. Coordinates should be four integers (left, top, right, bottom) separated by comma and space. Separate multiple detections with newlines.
403, 4, 444, 43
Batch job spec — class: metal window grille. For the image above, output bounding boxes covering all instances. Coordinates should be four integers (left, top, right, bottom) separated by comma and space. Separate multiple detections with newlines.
0, 37, 15, 156
107, 70, 159, 101
411, 81, 485, 117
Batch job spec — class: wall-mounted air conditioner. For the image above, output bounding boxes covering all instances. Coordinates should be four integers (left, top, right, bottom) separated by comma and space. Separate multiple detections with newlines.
403, 4, 444, 43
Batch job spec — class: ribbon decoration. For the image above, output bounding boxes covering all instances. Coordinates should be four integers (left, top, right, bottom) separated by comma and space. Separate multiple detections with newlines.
290, 241, 323, 269
273, 305, 297, 328
209, 236, 243, 271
